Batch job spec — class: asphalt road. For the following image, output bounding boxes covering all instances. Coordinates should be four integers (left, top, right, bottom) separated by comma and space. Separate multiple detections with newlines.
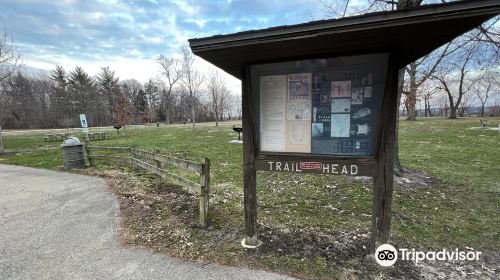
0, 164, 292, 280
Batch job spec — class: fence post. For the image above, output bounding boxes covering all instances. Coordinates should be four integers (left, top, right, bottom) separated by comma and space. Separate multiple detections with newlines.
86, 146, 94, 166
130, 147, 136, 170
154, 148, 161, 188
0, 126, 4, 154
199, 158, 210, 227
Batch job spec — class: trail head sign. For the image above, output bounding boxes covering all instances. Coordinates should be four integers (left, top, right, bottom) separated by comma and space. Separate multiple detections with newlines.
189, 0, 500, 249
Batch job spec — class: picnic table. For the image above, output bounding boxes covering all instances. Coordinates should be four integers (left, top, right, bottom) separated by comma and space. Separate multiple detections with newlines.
86, 132, 109, 141
44, 133, 70, 142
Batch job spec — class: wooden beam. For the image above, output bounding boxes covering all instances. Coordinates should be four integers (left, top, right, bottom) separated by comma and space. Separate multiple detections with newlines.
131, 148, 203, 174
87, 146, 131, 152
89, 155, 131, 163
242, 65, 260, 247
131, 158, 202, 194
154, 148, 162, 188
255, 158, 377, 176
199, 158, 210, 227
371, 55, 399, 251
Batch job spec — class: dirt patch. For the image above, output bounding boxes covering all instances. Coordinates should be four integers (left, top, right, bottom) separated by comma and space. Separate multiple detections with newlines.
255, 225, 421, 279
350, 168, 441, 189
82, 168, 496, 280
417, 251, 499, 279
394, 169, 441, 188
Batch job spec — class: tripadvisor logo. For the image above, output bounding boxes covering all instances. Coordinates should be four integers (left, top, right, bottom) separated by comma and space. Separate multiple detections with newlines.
375, 244, 398, 267
374, 244, 482, 267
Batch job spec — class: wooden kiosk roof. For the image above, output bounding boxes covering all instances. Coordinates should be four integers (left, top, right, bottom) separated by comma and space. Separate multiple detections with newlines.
189, 0, 500, 78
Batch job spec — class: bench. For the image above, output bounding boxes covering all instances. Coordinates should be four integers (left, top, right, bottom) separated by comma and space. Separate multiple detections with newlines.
479, 119, 488, 129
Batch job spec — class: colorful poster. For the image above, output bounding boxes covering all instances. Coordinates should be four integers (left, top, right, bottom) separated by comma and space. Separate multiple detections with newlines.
260, 75, 286, 152
331, 114, 350, 137
288, 73, 311, 101
330, 81, 351, 97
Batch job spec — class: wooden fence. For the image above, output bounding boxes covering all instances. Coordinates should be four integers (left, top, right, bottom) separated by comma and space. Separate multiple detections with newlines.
86, 146, 210, 227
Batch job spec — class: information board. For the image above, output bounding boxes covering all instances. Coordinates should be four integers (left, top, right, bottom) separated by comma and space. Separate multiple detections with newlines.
252, 53, 389, 157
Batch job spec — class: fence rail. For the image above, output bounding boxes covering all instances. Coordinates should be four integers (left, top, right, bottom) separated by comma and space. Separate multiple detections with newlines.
86, 145, 210, 227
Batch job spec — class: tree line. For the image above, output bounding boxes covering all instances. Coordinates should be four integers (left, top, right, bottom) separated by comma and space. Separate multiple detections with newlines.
1, 1, 499, 130
0, 41, 241, 129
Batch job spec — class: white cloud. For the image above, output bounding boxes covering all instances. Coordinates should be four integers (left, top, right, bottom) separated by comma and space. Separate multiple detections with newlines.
171, 0, 200, 17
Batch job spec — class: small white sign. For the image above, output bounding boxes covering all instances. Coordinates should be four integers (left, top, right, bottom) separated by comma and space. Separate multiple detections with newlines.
79, 114, 88, 128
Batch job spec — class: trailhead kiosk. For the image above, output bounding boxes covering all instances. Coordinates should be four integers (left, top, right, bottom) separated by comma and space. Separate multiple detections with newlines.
189, 0, 500, 249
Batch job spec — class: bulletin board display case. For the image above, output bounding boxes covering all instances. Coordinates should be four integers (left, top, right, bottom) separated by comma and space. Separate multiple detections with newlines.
251, 53, 389, 157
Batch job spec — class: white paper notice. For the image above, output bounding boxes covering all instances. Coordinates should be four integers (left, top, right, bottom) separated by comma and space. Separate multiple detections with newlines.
287, 101, 312, 120
289, 120, 309, 145
331, 114, 350, 137
260, 75, 286, 152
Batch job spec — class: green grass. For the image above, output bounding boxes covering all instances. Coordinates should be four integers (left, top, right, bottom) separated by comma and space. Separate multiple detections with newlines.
1, 118, 499, 279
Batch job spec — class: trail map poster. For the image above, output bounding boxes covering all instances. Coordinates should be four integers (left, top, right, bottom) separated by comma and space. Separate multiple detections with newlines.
260, 75, 286, 152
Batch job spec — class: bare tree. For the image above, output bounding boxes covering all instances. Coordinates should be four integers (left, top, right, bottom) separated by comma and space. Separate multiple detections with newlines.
207, 69, 230, 126
475, 69, 499, 117
0, 29, 21, 83
417, 81, 439, 117
432, 42, 482, 119
144, 78, 160, 123
402, 43, 457, 120
475, 17, 500, 49
112, 90, 132, 135
180, 45, 204, 131
157, 54, 181, 125
120, 79, 143, 123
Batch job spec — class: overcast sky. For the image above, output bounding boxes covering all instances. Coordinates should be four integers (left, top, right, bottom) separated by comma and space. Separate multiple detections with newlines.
0, 0, 339, 91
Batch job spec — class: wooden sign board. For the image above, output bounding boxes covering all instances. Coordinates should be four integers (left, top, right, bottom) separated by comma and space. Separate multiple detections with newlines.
189, 0, 500, 251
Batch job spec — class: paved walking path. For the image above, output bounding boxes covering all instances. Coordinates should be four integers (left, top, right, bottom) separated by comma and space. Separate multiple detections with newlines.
0, 164, 292, 280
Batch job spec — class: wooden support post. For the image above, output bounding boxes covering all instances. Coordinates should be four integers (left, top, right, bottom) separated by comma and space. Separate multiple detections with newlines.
87, 146, 94, 166
131, 148, 137, 171
371, 57, 399, 251
154, 148, 162, 188
241, 66, 261, 248
199, 158, 210, 227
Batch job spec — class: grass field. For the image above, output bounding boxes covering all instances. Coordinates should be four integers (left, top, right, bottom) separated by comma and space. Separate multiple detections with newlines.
1, 118, 499, 279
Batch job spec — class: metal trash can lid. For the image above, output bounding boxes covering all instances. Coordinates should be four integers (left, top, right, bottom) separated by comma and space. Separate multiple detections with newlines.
61, 137, 81, 146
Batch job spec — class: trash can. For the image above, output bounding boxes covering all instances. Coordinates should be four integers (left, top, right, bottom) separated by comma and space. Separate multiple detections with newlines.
61, 137, 84, 169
